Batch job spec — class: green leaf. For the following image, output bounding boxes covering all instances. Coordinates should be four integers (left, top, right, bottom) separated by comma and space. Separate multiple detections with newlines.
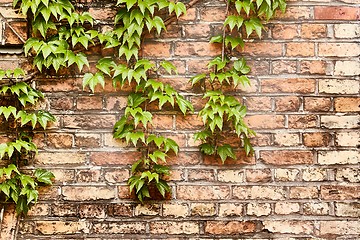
149, 150, 167, 164
160, 61, 177, 74
200, 143, 215, 155
190, 73, 206, 86
209, 35, 223, 43
19, 174, 36, 189
82, 72, 105, 92
164, 138, 179, 155
217, 144, 236, 163
34, 169, 54, 185
174, 2, 186, 17
194, 130, 212, 142
155, 180, 170, 197
225, 36, 244, 50
243, 137, 254, 156
175, 95, 194, 115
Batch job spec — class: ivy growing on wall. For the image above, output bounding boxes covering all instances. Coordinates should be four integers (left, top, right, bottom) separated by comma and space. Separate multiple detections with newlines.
1, 0, 287, 212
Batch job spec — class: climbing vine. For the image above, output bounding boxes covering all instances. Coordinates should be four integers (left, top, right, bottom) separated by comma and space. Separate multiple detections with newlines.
2, 0, 287, 209
191, 0, 286, 162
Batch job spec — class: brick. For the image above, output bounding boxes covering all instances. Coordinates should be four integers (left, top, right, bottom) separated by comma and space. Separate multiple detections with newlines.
263, 220, 314, 234
274, 96, 301, 112
336, 168, 360, 183
150, 221, 199, 234
245, 115, 285, 129
191, 203, 216, 216
246, 203, 271, 216
76, 169, 101, 182
51, 204, 78, 217
242, 42, 282, 57
205, 221, 257, 234
272, 60, 297, 74
261, 78, 316, 93
47, 133, 73, 148
49, 97, 74, 110
217, 170, 244, 183
143, 42, 171, 57
303, 202, 330, 215
335, 98, 360, 112
104, 169, 129, 183
77, 96, 103, 110
334, 61, 360, 76
200, 7, 227, 21
177, 185, 230, 200
271, 24, 298, 39
163, 203, 189, 218
274, 6, 312, 20
321, 185, 360, 200
134, 204, 160, 216
75, 133, 101, 148
108, 203, 133, 217
290, 186, 319, 199
28, 203, 50, 217
93, 222, 146, 234
63, 115, 116, 129
274, 202, 300, 215
334, 24, 360, 39
175, 42, 221, 56
275, 169, 300, 181
321, 116, 359, 129
35, 221, 91, 235
322, 150, 360, 165
105, 96, 128, 111
286, 43, 315, 57
274, 133, 300, 146
300, 60, 327, 75
219, 203, 243, 217
35, 152, 86, 165
314, 7, 360, 20
245, 97, 272, 111
336, 202, 360, 217
303, 132, 330, 147
79, 204, 106, 219
319, 221, 360, 235
90, 151, 142, 165
302, 168, 327, 181
103, 133, 127, 147
188, 169, 215, 181
4, 21, 27, 45
301, 24, 327, 38
176, 114, 203, 130
304, 97, 331, 112
152, 115, 174, 130
62, 186, 116, 201
319, 43, 360, 57
167, 152, 202, 166
261, 150, 313, 165
88, 7, 116, 20
319, 79, 359, 94
233, 186, 286, 200
289, 115, 318, 128
245, 169, 272, 183
184, 23, 211, 38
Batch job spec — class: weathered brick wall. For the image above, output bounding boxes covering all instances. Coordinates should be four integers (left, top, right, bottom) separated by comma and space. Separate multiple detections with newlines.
1, 0, 359, 239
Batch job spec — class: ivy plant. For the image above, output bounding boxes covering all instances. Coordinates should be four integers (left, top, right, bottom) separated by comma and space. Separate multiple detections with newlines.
191, 0, 286, 162
0, 69, 55, 215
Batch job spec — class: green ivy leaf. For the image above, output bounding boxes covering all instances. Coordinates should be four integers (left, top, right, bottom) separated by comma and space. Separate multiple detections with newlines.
200, 143, 215, 155
217, 144, 236, 163
82, 72, 105, 92
34, 169, 55, 185
160, 61, 177, 75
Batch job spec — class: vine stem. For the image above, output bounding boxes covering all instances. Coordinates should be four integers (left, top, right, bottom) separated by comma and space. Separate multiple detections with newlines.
221, 0, 230, 62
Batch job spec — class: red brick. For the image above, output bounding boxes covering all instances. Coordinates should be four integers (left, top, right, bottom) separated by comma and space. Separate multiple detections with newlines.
303, 132, 330, 147
245, 169, 272, 183
63, 115, 116, 129
245, 97, 272, 111
242, 42, 283, 57
261, 151, 313, 165
245, 115, 285, 129
184, 23, 211, 38
205, 221, 258, 234
143, 42, 171, 57
300, 61, 327, 75
304, 97, 331, 112
272, 60, 297, 74
47, 133, 73, 148
301, 24, 327, 39
271, 24, 298, 40
200, 7, 227, 21
175, 42, 221, 57
334, 97, 360, 112
315, 6, 360, 20
90, 151, 142, 165
321, 185, 360, 200
288, 115, 318, 128
4, 21, 27, 45
286, 43, 315, 57
274, 96, 301, 112
77, 96, 103, 110
274, 6, 312, 20
261, 78, 316, 93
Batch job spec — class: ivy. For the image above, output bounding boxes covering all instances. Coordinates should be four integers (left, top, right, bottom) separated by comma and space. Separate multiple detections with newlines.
191, 0, 286, 162
0, 68, 55, 215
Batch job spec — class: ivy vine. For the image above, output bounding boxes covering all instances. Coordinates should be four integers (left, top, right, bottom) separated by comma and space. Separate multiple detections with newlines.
1, 0, 287, 210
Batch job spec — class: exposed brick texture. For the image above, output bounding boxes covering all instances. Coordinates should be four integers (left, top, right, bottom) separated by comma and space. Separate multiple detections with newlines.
0, 0, 359, 239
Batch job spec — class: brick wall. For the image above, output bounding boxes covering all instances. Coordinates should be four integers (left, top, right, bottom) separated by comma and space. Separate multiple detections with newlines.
1, 0, 359, 239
